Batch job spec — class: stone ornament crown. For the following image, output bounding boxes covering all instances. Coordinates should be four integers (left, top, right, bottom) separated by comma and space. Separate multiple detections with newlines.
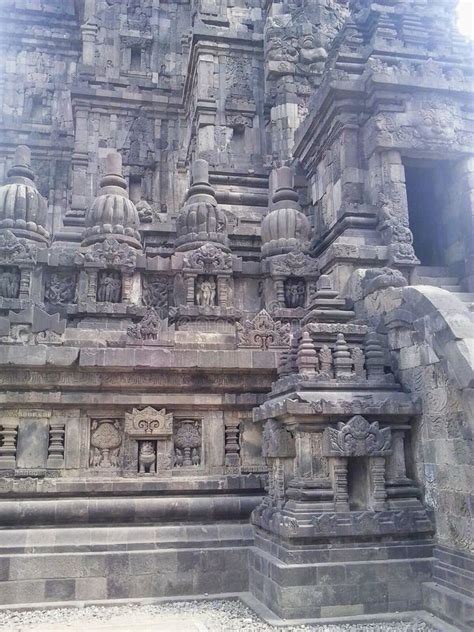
124, 406, 173, 438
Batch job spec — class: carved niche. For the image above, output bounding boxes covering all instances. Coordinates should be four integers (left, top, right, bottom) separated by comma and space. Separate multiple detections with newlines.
97, 270, 122, 303
284, 277, 306, 308
124, 407, 174, 475
195, 275, 217, 307
0, 267, 20, 298
267, 251, 318, 312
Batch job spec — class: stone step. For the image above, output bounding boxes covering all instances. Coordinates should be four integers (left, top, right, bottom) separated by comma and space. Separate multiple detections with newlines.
440, 284, 463, 292
416, 265, 452, 277
417, 276, 459, 287
453, 292, 474, 303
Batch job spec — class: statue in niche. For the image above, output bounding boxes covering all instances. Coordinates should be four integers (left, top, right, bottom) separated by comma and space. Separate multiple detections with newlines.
284, 277, 306, 308
97, 270, 122, 303
0, 267, 20, 298
196, 275, 217, 307
138, 441, 156, 474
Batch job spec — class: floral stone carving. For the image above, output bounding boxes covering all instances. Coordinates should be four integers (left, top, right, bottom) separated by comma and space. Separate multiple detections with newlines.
0, 230, 37, 266
173, 420, 201, 467
323, 415, 392, 457
183, 243, 232, 273
89, 419, 123, 469
75, 237, 137, 271
237, 310, 290, 350
125, 406, 173, 438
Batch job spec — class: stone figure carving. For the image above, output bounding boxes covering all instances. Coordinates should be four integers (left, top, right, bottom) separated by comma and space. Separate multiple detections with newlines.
0, 267, 20, 298
138, 441, 156, 474
174, 420, 201, 467
0, 230, 37, 266
362, 267, 407, 297
284, 278, 306, 308
89, 419, 122, 469
136, 199, 154, 223
45, 272, 76, 304
127, 308, 163, 340
195, 276, 217, 307
142, 276, 168, 311
324, 415, 392, 457
236, 310, 291, 351
97, 270, 122, 303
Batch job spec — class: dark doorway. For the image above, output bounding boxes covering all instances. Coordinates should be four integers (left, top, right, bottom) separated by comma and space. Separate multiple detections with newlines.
403, 162, 448, 266
347, 457, 369, 511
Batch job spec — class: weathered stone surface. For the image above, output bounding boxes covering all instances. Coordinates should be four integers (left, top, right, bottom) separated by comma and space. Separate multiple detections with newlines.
0, 1, 472, 630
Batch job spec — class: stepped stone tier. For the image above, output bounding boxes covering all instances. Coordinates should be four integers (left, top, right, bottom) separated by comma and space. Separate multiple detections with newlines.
0, 1, 473, 630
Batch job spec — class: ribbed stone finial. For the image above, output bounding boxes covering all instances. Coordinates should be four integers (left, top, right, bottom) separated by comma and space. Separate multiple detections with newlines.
0, 144, 49, 243
175, 158, 228, 251
82, 149, 141, 248
261, 165, 310, 257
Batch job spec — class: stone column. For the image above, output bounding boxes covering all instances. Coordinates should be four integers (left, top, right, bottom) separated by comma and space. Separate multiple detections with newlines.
368, 150, 418, 268
331, 457, 349, 511
69, 107, 90, 218
368, 457, 387, 511
386, 429, 408, 482
456, 157, 474, 291
0, 419, 19, 469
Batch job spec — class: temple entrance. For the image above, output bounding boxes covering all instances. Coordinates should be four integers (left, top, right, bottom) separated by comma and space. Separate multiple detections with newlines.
403, 160, 451, 267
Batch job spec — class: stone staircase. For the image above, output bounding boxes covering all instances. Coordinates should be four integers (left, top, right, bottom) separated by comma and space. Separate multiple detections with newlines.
413, 266, 474, 312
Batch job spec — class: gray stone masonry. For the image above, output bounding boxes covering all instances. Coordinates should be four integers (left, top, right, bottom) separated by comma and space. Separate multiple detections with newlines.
0, 1, 473, 630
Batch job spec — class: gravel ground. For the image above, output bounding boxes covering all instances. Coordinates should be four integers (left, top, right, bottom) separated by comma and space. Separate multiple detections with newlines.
0, 599, 442, 632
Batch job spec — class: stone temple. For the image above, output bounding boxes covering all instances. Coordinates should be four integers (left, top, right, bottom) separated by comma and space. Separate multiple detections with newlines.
0, 0, 472, 630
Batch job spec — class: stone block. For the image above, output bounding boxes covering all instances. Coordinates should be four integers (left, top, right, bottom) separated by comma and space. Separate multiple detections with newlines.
16, 418, 49, 469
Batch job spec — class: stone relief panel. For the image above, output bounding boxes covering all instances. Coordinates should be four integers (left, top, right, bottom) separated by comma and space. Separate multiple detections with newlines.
89, 419, 123, 470
0, 267, 20, 299
195, 275, 217, 307
173, 420, 202, 468
236, 310, 291, 351
44, 271, 76, 304
97, 270, 122, 303
323, 416, 392, 457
